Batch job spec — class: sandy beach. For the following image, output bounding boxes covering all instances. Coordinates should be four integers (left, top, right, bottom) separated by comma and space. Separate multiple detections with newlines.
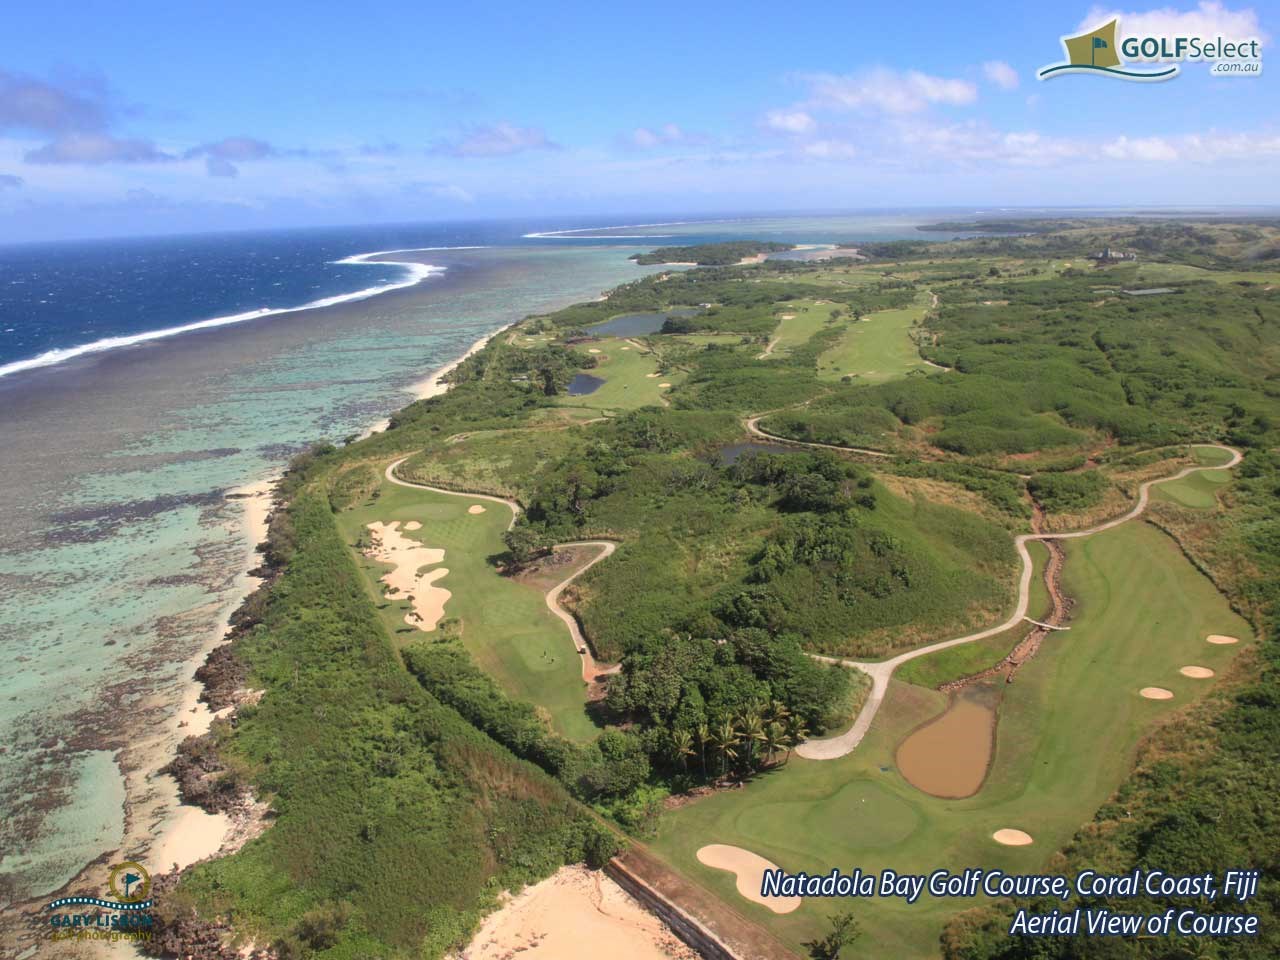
455, 866, 697, 960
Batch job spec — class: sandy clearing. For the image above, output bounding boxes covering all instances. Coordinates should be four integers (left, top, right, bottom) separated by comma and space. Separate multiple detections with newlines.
1207, 634, 1239, 645
468, 504, 486, 514
455, 865, 695, 960
1140, 687, 1174, 700
695, 845, 800, 914
365, 520, 451, 630
1180, 666, 1214, 678
992, 829, 1033, 846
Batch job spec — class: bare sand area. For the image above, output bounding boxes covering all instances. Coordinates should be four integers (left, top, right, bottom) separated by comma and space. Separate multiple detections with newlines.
992, 829, 1034, 846
1140, 687, 1175, 700
1180, 665, 1214, 678
365, 520, 451, 630
468, 504, 486, 514
896, 693, 996, 799
455, 865, 696, 960
695, 845, 801, 914
1207, 634, 1239, 645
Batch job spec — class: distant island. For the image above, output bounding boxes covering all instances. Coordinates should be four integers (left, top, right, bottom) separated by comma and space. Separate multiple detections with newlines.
629, 240, 794, 265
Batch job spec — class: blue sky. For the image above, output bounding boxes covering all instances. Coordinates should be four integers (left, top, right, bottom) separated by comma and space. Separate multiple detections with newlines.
1, 0, 1277, 240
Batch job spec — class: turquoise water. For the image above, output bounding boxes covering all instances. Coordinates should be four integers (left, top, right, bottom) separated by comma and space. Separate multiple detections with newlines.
0, 244, 660, 903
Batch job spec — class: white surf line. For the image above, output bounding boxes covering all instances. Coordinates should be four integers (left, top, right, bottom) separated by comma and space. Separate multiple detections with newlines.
744, 414, 890, 459
0, 247, 480, 381
385, 459, 619, 681
796, 443, 1242, 761
522, 216, 756, 239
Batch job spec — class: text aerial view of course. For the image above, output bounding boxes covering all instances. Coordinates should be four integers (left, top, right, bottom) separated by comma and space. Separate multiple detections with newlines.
44, 218, 1280, 960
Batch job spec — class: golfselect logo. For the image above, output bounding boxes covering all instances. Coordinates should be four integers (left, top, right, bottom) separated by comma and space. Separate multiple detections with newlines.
1038, 18, 1263, 81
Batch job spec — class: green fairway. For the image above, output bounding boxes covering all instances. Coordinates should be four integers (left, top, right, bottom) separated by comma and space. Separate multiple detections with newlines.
1153, 466, 1231, 509
650, 520, 1250, 958
762, 300, 843, 358
815, 295, 932, 383
335, 477, 598, 740
556, 338, 674, 411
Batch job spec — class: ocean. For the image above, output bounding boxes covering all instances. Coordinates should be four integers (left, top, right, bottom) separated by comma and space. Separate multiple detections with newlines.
0, 211, 970, 910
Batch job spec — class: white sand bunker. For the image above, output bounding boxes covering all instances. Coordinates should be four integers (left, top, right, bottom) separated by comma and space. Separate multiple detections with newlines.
621, 346, 631, 350
779, 313, 796, 319
404, 520, 422, 531
1140, 687, 1175, 700
695, 845, 800, 914
364, 521, 451, 631
1180, 666, 1215, 679
645, 372, 661, 378
588, 348, 602, 354
1207, 634, 1239, 645
468, 504, 486, 515
659, 383, 671, 388
992, 829, 1033, 846
459, 865, 695, 960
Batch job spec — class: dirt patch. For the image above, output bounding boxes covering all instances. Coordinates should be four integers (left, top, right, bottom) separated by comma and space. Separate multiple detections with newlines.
1207, 634, 1239, 645
1180, 666, 1214, 678
695, 845, 800, 914
1140, 687, 1174, 700
896, 684, 998, 799
992, 829, 1033, 846
454, 865, 695, 960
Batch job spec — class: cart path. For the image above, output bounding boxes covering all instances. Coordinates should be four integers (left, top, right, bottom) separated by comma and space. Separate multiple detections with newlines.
385, 459, 619, 683
796, 444, 1242, 760
743, 414, 890, 458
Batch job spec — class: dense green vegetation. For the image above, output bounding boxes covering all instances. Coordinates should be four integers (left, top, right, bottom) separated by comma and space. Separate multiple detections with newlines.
629, 240, 793, 265
160, 219, 1280, 960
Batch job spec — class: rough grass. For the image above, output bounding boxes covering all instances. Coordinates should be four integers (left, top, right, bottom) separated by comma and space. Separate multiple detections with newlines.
650, 520, 1252, 959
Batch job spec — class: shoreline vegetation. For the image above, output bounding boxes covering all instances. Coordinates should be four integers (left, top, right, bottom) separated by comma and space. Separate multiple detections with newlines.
25, 218, 1278, 960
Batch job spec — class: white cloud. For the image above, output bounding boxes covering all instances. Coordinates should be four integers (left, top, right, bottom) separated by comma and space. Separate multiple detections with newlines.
435, 123, 557, 158
1100, 135, 1180, 161
1078, 2, 1269, 52
801, 139, 858, 159
629, 123, 696, 148
764, 109, 816, 134
982, 60, 1020, 90
24, 133, 174, 165
800, 68, 978, 114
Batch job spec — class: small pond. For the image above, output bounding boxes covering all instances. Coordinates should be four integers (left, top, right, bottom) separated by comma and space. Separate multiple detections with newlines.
566, 373, 605, 396
716, 441, 797, 465
589, 306, 702, 337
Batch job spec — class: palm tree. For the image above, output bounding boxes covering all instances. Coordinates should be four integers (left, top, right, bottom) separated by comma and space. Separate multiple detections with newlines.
739, 710, 765, 771
763, 720, 786, 767
765, 699, 791, 726
709, 719, 740, 779
783, 715, 809, 764
695, 723, 710, 780
671, 729, 695, 773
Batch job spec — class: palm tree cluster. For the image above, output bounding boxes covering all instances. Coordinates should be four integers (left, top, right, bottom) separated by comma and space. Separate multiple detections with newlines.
670, 700, 809, 782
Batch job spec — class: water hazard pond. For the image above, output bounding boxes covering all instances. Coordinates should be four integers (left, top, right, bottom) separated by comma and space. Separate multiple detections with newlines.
896, 682, 1000, 799
588, 306, 702, 337
567, 373, 605, 396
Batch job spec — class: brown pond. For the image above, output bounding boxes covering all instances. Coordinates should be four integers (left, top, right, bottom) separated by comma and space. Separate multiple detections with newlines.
896, 684, 999, 799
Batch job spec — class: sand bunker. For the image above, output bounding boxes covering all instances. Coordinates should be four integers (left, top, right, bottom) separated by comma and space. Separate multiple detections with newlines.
645, 372, 661, 378
992, 829, 1033, 846
468, 504, 486, 514
365, 521, 451, 631
1140, 687, 1174, 700
588, 348, 602, 354
779, 313, 796, 320
1207, 634, 1239, 645
404, 520, 422, 531
695, 845, 800, 914
659, 383, 671, 388
896, 695, 995, 799
1180, 666, 1215, 679
458, 865, 695, 960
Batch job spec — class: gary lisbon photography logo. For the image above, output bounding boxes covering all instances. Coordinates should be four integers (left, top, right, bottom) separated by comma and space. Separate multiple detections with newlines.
1039, 18, 1262, 81
44, 860, 157, 944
